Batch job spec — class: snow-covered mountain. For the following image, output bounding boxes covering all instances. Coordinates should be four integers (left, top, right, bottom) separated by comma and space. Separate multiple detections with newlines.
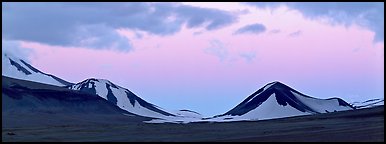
67, 78, 176, 119
211, 81, 355, 121
2, 52, 73, 86
145, 109, 203, 123
1, 52, 194, 120
173, 109, 202, 119
350, 98, 384, 109
2, 52, 358, 123
3, 75, 152, 128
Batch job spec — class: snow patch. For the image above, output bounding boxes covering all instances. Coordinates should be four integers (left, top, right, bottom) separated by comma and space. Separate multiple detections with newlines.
291, 91, 352, 113
2, 53, 65, 86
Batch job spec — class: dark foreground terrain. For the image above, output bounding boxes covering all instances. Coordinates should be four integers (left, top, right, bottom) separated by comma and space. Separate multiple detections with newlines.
3, 105, 384, 142
2, 76, 384, 142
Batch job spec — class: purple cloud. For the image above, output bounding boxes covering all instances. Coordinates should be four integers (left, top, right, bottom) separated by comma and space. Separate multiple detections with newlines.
247, 2, 384, 42
234, 23, 266, 35
2, 2, 237, 51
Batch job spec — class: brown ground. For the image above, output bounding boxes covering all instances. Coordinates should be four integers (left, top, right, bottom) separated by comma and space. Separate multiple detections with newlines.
2, 105, 384, 142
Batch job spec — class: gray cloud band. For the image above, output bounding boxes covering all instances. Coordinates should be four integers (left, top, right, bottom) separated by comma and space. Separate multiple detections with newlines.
246, 2, 384, 42
2, 2, 237, 51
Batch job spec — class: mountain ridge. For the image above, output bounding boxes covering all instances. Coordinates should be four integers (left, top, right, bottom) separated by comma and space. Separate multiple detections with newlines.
2, 52, 74, 86
2, 53, 364, 123
211, 81, 354, 121
68, 78, 176, 118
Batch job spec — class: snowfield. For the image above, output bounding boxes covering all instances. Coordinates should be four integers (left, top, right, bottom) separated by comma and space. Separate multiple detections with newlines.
69, 79, 178, 119
2, 52, 73, 86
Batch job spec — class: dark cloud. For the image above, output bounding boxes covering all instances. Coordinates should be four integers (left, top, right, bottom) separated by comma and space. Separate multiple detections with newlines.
73, 24, 132, 51
2, 2, 237, 51
246, 2, 384, 42
287, 2, 384, 42
234, 23, 266, 35
175, 4, 237, 30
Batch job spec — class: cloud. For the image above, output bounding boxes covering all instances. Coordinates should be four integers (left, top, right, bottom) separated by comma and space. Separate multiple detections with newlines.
2, 40, 33, 62
234, 23, 266, 35
134, 32, 143, 39
245, 2, 284, 9
247, 2, 384, 42
193, 31, 203, 35
288, 30, 302, 37
239, 52, 256, 63
175, 4, 237, 30
288, 2, 384, 42
2, 2, 237, 51
270, 29, 281, 34
204, 40, 228, 61
74, 24, 132, 51
233, 9, 250, 15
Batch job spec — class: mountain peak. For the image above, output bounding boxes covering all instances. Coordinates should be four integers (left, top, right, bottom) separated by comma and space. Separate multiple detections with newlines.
263, 81, 294, 92
76, 78, 121, 90
81, 78, 114, 84
256, 81, 287, 93
216, 81, 354, 120
269, 81, 285, 86
2, 52, 73, 86
272, 81, 280, 84
69, 77, 176, 118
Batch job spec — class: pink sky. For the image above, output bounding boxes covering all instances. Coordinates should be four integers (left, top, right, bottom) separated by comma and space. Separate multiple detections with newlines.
9, 3, 384, 116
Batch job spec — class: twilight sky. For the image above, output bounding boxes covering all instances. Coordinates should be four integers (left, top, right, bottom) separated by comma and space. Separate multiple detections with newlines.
2, 2, 384, 117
